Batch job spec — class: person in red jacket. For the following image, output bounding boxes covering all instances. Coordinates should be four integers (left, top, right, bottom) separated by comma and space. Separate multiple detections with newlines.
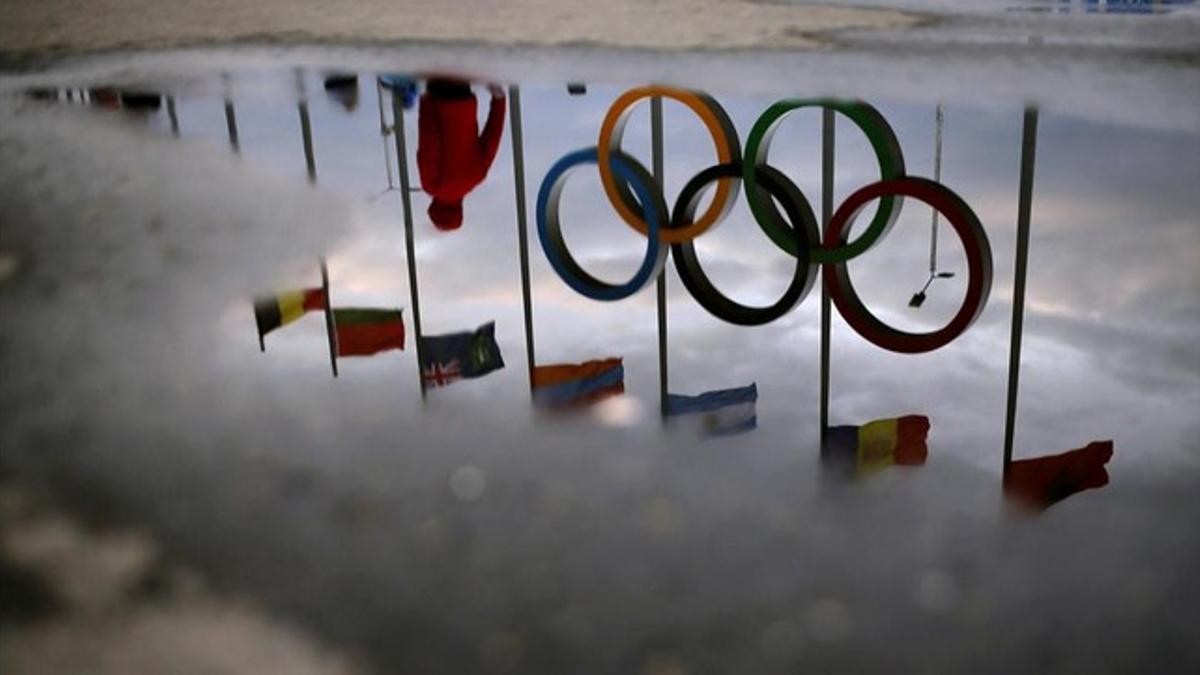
417, 78, 506, 231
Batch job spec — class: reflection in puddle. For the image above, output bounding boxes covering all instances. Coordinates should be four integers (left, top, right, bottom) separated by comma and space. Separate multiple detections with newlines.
2, 57, 1198, 673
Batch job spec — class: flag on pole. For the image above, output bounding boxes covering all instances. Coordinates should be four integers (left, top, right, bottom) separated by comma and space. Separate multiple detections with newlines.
332, 308, 405, 357
1005, 440, 1113, 512
254, 287, 326, 347
532, 357, 624, 409
822, 415, 929, 478
418, 321, 504, 388
666, 384, 758, 436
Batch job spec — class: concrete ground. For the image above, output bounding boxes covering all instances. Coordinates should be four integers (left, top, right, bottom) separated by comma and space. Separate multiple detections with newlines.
0, 474, 366, 675
0, 0, 918, 54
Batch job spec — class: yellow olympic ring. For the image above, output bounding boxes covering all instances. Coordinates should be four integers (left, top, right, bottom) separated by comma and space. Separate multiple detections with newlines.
596, 86, 742, 244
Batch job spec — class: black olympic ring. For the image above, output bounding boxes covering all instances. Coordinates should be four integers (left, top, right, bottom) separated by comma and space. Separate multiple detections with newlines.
670, 162, 819, 326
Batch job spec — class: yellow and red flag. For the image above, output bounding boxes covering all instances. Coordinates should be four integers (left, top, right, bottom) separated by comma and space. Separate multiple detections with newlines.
254, 287, 326, 344
822, 415, 930, 478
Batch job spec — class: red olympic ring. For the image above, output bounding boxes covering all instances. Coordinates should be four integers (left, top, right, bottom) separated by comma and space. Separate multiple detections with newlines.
824, 177, 993, 354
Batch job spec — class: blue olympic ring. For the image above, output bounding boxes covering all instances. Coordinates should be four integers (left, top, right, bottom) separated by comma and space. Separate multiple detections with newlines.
536, 147, 669, 301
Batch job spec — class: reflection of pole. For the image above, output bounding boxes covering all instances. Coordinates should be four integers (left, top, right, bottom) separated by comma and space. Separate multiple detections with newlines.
166, 96, 180, 137
510, 85, 536, 390
930, 104, 943, 274
321, 258, 339, 378
297, 71, 317, 183
224, 99, 240, 153
392, 89, 427, 399
222, 74, 239, 154
376, 80, 395, 190
299, 101, 317, 182
1003, 107, 1039, 483
819, 109, 834, 441
652, 96, 668, 421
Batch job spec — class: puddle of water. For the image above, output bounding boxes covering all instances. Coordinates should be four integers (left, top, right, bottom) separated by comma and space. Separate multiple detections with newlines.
1, 55, 1198, 673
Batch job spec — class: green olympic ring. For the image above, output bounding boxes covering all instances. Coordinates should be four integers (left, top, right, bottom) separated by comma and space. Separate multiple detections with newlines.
743, 99, 906, 263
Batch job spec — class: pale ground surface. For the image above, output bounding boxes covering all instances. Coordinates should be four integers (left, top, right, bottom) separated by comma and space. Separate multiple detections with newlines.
2, 0, 1195, 131
0, 479, 365, 675
0, 0, 918, 53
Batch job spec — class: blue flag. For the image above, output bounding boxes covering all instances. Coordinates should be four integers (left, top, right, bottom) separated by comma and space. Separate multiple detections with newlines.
418, 322, 504, 387
666, 383, 757, 436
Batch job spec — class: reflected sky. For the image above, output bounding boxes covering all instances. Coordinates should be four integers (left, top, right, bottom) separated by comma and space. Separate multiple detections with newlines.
74, 69, 1198, 474
1, 65, 1199, 672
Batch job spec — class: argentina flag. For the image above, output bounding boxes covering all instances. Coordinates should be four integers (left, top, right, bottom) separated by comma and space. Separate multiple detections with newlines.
666, 383, 757, 436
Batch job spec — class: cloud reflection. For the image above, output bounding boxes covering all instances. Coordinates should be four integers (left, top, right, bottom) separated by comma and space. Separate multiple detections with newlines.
2, 67, 1199, 673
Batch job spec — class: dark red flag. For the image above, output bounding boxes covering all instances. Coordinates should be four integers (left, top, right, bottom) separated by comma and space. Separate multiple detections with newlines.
1006, 440, 1114, 512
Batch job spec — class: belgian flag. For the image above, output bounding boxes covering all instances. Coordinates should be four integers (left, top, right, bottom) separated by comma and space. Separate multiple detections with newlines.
254, 288, 326, 349
332, 308, 405, 357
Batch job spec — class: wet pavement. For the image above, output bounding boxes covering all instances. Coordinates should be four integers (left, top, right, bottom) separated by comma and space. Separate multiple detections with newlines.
1, 4, 1199, 673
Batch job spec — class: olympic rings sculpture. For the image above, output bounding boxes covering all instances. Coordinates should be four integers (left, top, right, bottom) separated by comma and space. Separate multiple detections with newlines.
536, 86, 993, 354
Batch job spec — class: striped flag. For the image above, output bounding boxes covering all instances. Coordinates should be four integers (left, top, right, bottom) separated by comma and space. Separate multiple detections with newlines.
1005, 440, 1113, 512
332, 308, 405, 357
254, 287, 326, 346
822, 415, 929, 478
666, 384, 757, 436
532, 358, 624, 409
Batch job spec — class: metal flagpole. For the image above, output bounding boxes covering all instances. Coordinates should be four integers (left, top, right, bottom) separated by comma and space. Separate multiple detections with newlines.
391, 88, 428, 399
509, 85, 537, 390
223, 99, 240, 152
296, 70, 317, 183
321, 258, 339, 377
1003, 107, 1039, 484
166, 96, 180, 137
930, 104, 943, 275
819, 108, 835, 442
652, 96, 668, 421
377, 80, 396, 191
222, 74, 239, 154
